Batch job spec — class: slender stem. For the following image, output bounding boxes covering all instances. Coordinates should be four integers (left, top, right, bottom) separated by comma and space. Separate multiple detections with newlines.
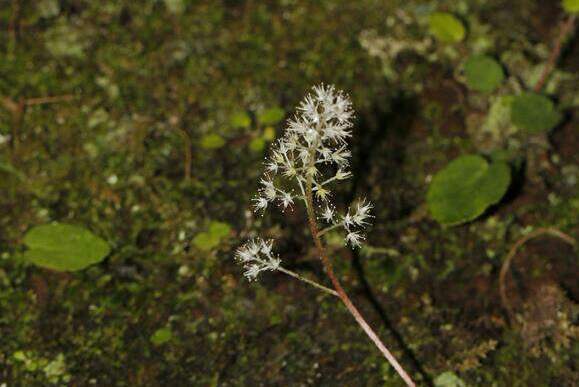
534, 15, 576, 93
317, 222, 345, 238
8, 98, 25, 162
277, 266, 339, 297
499, 227, 576, 323
25, 94, 76, 106
295, 175, 306, 198
175, 128, 192, 182
8, 0, 20, 58
304, 172, 415, 386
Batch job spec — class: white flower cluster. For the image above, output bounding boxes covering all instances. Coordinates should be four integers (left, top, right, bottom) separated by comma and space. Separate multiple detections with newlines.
253, 84, 373, 248
342, 199, 374, 248
234, 238, 281, 281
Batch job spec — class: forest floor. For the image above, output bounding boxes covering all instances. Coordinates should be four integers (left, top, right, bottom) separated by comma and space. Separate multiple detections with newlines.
0, 1, 578, 386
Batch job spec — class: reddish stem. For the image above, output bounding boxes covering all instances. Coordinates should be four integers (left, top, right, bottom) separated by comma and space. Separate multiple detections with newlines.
304, 183, 415, 387
534, 15, 576, 93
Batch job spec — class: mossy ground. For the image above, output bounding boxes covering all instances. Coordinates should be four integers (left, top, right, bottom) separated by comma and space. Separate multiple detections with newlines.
0, 0, 577, 385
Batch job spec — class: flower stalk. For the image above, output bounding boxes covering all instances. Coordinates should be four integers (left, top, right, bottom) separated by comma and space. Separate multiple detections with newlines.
304, 170, 416, 387
235, 84, 415, 386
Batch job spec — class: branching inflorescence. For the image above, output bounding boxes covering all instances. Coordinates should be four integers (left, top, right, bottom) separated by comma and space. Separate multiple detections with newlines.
250, 84, 373, 247
235, 85, 415, 386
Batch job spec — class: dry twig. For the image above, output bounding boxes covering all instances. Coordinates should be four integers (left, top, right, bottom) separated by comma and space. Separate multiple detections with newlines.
534, 16, 577, 93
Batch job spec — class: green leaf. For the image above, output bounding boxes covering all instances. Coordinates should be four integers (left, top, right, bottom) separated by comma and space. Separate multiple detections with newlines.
249, 137, 266, 152
208, 221, 231, 239
257, 107, 285, 126
464, 55, 505, 93
23, 223, 110, 271
511, 93, 562, 133
563, 0, 579, 13
150, 327, 172, 346
427, 155, 511, 226
192, 232, 219, 251
230, 111, 251, 128
263, 126, 276, 141
193, 221, 231, 251
434, 371, 466, 387
428, 12, 466, 43
200, 134, 226, 149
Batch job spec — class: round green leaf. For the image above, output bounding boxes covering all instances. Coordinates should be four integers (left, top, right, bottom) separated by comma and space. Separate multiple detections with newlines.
257, 107, 285, 126
230, 111, 251, 128
192, 232, 219, 251
249, 137, 266, 152
434, 372, 466, 387
427, 155, 511, 226
511, 93, 562, 133
428, 12, 466, 43
464, 55, 505, 92
263, 126, 276, 141
23, 223, 110, 271
563, 0, 579, 13
208, 221, 231, 239
200, 134, 225, 149
150, 327, 172, 346
193, 221, 231, 251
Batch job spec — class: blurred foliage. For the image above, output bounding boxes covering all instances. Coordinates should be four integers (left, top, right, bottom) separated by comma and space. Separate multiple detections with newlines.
563, 0, 579, 13
428, 12, 466, 43
511, 93, 563, 133
0, 0, 577, 385
463, 55, 505, 93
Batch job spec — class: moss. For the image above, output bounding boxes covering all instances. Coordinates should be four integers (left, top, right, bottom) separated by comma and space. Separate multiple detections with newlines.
1, 0, 577, 385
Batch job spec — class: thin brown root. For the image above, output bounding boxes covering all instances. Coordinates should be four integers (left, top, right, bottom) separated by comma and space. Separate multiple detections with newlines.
499, 227, 576, 323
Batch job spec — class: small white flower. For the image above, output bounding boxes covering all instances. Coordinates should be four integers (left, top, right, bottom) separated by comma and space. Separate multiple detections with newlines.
253, 196, 268, 212
323, 123, 351, 143
352, 199, 373, 226
259, 238, 274, 256
318, 146, 333, 160
272, 149, 285, 164
245, 265, 260, 280
298, 95, 318, 121
260, 178, 277, 200
345, 231, 365, 248
282, 164, 298, 178
305, 165, 319, 178
335, 169, 352, 180
288, 117, 310, 136
314, 185, 331, 201
331, 147, 351, 166
298, 148, 311, 165
265, 160, 279, 174
247, 239, 261, 255
321, 205, 335, 223
280, 192, 294, 209
343, 212, 354, 229
234, 238, 282, 281
313, 84, 335, 107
